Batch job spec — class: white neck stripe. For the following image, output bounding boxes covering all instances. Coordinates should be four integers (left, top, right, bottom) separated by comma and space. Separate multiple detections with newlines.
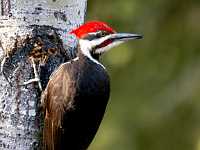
79, 39, 105, 69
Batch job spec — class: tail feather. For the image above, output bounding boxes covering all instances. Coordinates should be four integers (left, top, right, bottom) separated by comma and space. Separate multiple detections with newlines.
43, 112, 62, 150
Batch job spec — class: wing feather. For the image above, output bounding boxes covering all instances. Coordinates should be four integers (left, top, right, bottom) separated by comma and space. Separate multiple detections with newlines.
42, 62, 72, 150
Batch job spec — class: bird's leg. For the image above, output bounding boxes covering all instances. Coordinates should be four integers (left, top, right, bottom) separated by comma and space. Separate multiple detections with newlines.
22, 57, 42, 91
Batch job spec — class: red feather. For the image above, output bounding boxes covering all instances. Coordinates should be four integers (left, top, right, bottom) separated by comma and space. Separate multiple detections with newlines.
70, 21, 115, 38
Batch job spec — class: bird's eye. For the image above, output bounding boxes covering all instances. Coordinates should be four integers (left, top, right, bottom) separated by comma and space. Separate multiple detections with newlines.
84, 31, 109, 40
99, 31, 108, 37
96, 31, 108, 37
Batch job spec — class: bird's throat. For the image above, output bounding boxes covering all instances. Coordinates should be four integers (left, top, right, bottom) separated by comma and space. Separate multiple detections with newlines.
78, 41, 105, 69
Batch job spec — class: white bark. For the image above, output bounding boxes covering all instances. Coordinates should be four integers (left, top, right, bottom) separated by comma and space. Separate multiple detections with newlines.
0, 0, 87, 149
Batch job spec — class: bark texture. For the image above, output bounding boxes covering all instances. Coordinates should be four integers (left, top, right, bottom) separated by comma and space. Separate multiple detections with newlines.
0, 0, 87, 149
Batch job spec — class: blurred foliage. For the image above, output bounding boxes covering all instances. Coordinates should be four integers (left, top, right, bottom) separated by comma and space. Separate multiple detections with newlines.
86, 0, 200, 150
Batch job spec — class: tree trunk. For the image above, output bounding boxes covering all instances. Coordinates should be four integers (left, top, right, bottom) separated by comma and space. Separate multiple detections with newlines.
0, 0, 87, 149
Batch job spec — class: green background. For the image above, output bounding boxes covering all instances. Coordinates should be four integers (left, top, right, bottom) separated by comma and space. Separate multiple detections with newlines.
86, 0, 200, 150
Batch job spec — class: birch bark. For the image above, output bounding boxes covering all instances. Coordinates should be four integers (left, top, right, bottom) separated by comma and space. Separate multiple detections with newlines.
0, 0, 87, 149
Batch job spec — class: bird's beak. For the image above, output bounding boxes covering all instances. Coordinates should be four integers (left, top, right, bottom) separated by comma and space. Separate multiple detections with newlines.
110, 33, 143, 42
92, 33, 143, 54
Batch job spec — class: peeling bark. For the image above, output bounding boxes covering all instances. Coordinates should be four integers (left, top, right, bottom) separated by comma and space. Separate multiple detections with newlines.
0, 0, 87, 149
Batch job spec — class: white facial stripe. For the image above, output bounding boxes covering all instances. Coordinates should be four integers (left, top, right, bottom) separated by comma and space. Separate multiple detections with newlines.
88, 31, 102, 36
79, 39, 105, 69
95, 41, 123, 54
79, 33, 133, 68
83, 33, 137, 50
89, 34, 113, 47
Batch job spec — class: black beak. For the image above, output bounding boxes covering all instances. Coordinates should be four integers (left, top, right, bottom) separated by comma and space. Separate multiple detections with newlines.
110, 33, 143, 42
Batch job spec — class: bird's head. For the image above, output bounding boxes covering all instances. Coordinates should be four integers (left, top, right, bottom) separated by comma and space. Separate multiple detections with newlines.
70, 21, 142, 61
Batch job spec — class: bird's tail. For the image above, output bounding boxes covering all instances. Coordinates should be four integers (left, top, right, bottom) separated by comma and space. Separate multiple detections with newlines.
43, 112, 62, 150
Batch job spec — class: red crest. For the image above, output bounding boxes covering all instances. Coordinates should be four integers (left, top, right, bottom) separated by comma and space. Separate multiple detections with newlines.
70, 21, 115, 38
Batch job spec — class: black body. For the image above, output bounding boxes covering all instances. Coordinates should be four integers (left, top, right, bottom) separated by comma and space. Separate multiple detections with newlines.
42, 49, 110, 150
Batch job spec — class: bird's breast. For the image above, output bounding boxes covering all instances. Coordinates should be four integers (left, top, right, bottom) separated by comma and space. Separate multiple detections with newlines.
74, 60, 110, 102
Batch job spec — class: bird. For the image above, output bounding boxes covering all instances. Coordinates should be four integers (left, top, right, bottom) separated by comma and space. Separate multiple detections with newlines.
42, 21, 142, 150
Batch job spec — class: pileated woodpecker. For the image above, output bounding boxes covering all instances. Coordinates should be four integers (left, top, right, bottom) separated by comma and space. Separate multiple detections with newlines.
42, 21, 142, 150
